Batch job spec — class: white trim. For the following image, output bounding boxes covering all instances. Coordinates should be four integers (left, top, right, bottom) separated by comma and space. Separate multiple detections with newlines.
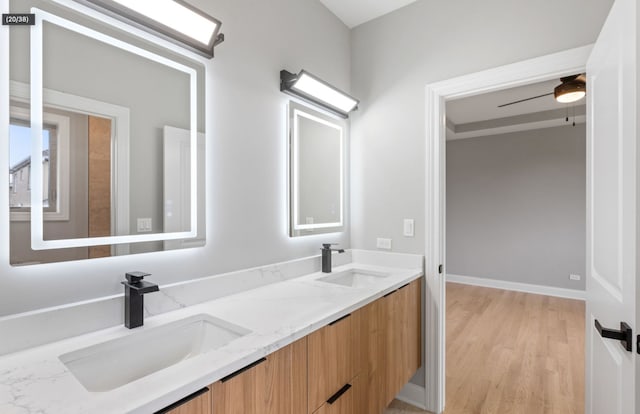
447, 115, 586, 140
424, 44, 592, 414
9, 105, 70, 222
28, 8, 198, 250
447, 273, 586, 301
396, 382, 428, 410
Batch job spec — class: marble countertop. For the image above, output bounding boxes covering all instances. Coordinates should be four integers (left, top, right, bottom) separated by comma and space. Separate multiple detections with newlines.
0, 261, 423, 414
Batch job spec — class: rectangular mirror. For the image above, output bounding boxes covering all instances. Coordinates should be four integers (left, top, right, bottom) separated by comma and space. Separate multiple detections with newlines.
289, 101, 345, 237
6, 0, 206, 265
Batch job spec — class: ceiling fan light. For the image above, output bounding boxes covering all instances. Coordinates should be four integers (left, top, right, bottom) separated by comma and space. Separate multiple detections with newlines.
554, 81, 586, 103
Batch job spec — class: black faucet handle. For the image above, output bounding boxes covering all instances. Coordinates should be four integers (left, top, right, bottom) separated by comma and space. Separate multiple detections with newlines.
322, 243, 339, 249
125, 271, 151, 284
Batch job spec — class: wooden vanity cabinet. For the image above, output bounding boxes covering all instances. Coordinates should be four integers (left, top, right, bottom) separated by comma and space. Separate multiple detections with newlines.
202, 277, 421, 414
210, 338, 307, 414
307, 312, 360, 413
157, 387, 211, 414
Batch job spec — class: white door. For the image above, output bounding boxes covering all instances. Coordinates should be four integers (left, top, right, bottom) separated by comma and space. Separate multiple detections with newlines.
585, 0, 637, 412
163, 126, 206, 250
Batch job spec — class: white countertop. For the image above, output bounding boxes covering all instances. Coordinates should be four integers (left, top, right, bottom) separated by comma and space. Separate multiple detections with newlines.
0, 261, 423, 414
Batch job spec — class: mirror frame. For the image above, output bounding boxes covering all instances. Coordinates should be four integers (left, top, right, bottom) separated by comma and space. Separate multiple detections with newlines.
289, 101, 345, 237
21, 6, 200, 250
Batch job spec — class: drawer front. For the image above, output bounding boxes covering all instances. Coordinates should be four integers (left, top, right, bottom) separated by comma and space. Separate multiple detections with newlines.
308, 313, 358, 412
212, 338, 307, 414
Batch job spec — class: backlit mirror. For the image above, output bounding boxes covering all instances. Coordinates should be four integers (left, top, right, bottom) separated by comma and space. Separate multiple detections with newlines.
289, 101, 345, 237
5, 0, 206, 265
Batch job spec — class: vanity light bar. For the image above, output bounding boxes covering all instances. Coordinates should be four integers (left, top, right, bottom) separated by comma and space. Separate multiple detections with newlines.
280, 70, 359, 119
74, 0, 223, 58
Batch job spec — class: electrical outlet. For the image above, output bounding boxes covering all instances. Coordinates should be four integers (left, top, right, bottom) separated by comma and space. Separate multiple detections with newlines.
569, 274, 581, 281
376, 238, 392, 250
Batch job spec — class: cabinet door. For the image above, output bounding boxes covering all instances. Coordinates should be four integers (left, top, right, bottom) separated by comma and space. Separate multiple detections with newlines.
158, 388, 211, 414
402, 279, 422, 381
211, 338, 307, 414
356, 300, 387, 414
308, 313, 358, 413
383, 278, 423, 408
312, 374, 362, 414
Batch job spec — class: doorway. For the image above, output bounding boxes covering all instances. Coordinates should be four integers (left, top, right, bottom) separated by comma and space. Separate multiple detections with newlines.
421, 45, 592, 413
442, 77, 588, 411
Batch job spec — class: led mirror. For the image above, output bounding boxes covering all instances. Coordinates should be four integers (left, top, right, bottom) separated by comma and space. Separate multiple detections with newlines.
5, 0, 206, 265
289, 102, 345, 237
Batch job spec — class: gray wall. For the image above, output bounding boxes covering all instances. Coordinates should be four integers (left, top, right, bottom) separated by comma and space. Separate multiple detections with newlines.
0, 0, 351, 315
350, 0, 612, 254
446, 125, 586, 290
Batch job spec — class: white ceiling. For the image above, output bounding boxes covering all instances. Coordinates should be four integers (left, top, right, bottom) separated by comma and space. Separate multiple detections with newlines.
318, 0, 419, 28
446, 78, 580, 125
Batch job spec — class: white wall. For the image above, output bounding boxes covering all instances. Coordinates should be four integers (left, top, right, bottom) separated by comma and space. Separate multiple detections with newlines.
0, 0, 351, 316
446, 125, 586, 290
350, 0, 613, 254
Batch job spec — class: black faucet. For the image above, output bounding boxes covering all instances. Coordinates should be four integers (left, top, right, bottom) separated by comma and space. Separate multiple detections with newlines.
121, 271, 159, 329
321, 243, 345, 273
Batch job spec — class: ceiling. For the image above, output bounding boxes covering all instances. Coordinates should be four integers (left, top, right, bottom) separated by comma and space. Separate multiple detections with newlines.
318, 0, 419, 28
446, 78, 587, 139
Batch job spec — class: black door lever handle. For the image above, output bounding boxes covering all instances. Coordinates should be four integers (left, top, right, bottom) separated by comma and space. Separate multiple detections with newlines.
594, 319, 633, 352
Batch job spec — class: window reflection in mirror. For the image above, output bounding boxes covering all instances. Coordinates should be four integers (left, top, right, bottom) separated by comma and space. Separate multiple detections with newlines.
289, 101, 345, 237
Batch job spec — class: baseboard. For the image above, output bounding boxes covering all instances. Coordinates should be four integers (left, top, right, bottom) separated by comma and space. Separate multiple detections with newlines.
447, 274, 586, 301
396, 382, 428, 410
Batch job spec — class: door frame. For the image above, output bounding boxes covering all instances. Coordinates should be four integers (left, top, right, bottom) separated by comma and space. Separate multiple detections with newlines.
422, 44, 592, 413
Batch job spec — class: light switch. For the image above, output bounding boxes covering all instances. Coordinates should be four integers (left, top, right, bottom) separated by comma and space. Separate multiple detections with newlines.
403, 219, 415, 237
137, 218, 152, 232
376, 237, 392, 250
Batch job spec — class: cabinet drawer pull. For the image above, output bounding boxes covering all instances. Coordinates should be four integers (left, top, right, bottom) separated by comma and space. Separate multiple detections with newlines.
221, 357, 267, 383
326, 383, 352, 405
155, 387, 209, 414
328, 313, 351, 326
383, 290, 397, 298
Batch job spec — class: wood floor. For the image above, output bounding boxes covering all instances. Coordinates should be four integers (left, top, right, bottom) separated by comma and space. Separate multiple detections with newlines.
384, 282, 585, 414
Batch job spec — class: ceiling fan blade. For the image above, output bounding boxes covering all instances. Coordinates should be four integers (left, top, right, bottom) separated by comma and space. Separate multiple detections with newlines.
498, 92, 554, 108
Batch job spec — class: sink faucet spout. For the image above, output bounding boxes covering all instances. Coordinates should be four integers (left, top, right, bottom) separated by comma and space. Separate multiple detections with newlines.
122, 272, 159, 329
321, 244, 345, 273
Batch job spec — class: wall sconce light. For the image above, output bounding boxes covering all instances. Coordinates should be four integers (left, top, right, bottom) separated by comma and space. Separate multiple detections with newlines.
74, 0, 224, 58
280, 70, 359, 118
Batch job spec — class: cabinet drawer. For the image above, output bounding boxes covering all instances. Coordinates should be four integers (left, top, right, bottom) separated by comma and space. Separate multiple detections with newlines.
308, 313, 359, 412
211, 338, 307, 414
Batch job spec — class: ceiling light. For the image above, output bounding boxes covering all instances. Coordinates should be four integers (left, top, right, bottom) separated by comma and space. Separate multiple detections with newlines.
281, 70, 359, 118
554, 78, 586, 103
75, 0, 223, 58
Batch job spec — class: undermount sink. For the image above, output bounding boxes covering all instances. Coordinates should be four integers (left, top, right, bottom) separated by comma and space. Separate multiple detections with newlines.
59, 314, 251, 392
317, 268, 390, 288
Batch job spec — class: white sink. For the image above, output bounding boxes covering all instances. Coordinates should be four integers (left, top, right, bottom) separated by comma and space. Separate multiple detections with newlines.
317, 268, 390, 288
59, 314, 251, 392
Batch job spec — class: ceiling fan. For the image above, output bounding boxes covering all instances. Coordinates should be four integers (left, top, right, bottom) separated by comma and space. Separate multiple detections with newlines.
498, 74, 587, 108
